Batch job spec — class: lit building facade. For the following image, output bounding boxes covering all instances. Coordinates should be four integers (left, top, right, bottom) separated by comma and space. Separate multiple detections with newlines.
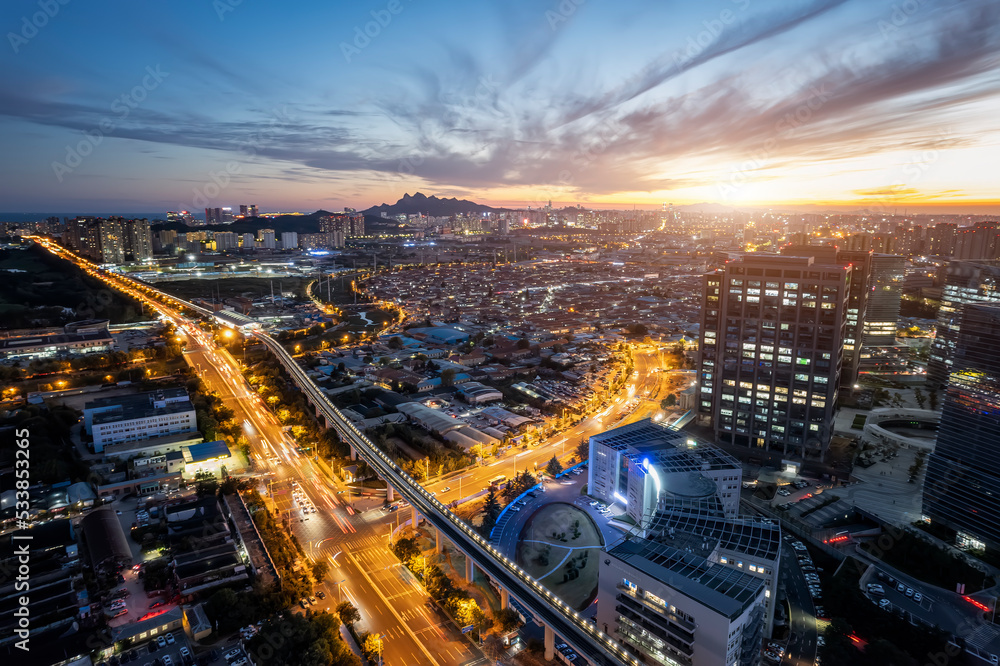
924, 304, 1000, 551
697, 254, 849, 460
592, 422, 779, 666
928, 261, 1000, 385
84, 389, 197, 453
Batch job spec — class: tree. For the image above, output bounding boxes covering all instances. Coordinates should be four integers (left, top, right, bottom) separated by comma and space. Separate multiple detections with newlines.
481, 488, 501, 535
576, 439, 589, 463
495, 607, 521, 632
362, 634, 382, 663
516, 338, 531, 349
913, 387, 926, 409
545, 456, 563, 477
440, 368, 456, 386
312, 560, 330, 583
335, 601, 360, 626
660, 393, 677, 409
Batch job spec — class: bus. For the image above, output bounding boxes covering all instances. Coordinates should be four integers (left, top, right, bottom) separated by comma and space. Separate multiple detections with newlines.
488, 475, 507, 488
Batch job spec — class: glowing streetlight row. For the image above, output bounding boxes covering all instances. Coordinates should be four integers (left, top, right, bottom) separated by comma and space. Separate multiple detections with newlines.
256, 333, 637, 665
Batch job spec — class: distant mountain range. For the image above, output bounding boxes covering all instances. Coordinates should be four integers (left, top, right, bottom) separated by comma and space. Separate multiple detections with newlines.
364, 192, 510, 217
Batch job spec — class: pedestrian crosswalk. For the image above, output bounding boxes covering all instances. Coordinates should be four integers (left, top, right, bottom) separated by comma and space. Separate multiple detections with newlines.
966, 625, 1000, 650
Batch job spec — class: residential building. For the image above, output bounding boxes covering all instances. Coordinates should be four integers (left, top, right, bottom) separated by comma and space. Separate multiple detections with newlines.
84, 388, 197, 453
281, 231, 298, 250
97, 217, 125, 263
928, 261, 1000, 385
258, 229, 276, 249
240, 232, 255, 249
124, 217, 153, 260
213, 231, 239, 251
697, 254, 849, 461
924, 304, 1000, 551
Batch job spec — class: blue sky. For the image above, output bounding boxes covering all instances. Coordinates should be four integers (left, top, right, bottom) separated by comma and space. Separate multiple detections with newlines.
1, 0, 998, 213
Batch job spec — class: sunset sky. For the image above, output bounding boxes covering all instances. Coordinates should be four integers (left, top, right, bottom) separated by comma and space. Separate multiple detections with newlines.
1, 0, 998, 214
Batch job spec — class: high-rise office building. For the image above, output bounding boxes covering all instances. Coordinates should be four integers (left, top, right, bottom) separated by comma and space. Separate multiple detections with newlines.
859, 254, 905, 374
258, 229, 276, 249
780, 245, 868, 391
928, 261, 1000, 385
239, 204, 259, 218
204, 207, 223, 225
167, 210, 196, 226
221, 207, 234, 224
697, 254, 849, 461
923, 304, 1000, 551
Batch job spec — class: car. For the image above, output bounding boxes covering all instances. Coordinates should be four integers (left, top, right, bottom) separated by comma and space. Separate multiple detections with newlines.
442, 487, 451, 492
897, 583, 906, 593
556, 643, 568, 650
905, 587, 914, 597
317, 591, 326, 599
149, 641, 159, 653
150, 601, 165, 609
162, 657, 172, 666
300, 599, 309, 609
157, 637, 167, 649
224, 649, 242, 661
231, 661, 247, 666
308, 596, 317, 605
179, 648, 190, 659
116, 510, 123, 515
879, 599, 892, 610
867, 584, 885, 596
914, 592, 923, 603
165, 633, 175, 644
112, 609, 128, 618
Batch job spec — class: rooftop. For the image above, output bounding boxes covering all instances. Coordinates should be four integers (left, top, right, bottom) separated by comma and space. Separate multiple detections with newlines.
85, 388, 193, 425
610, 537, 766, 619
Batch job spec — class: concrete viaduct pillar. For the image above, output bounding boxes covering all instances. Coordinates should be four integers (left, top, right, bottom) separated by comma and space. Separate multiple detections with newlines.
411, 505, 418, 530
465, 555, 474, 583
500, 588, 509, 610
349, 446, 357, 461
386, 484, 394, 503
435, 528, 443, 554
544, 624, 555, 662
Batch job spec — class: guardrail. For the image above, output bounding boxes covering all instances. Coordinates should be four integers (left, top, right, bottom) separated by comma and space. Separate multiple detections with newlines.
255, 331, 637, 666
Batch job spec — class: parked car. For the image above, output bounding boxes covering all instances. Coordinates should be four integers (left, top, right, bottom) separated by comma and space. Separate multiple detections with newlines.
914, 592, 923, 603
897, 583, 906, 593
165, 633, 175, 645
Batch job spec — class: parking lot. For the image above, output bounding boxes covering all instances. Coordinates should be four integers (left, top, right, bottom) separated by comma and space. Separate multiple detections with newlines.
99, 629, 205, 666
863, 569, 934, 621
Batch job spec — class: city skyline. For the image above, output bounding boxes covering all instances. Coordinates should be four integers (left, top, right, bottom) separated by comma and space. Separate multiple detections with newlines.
1, 0, 999, 214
